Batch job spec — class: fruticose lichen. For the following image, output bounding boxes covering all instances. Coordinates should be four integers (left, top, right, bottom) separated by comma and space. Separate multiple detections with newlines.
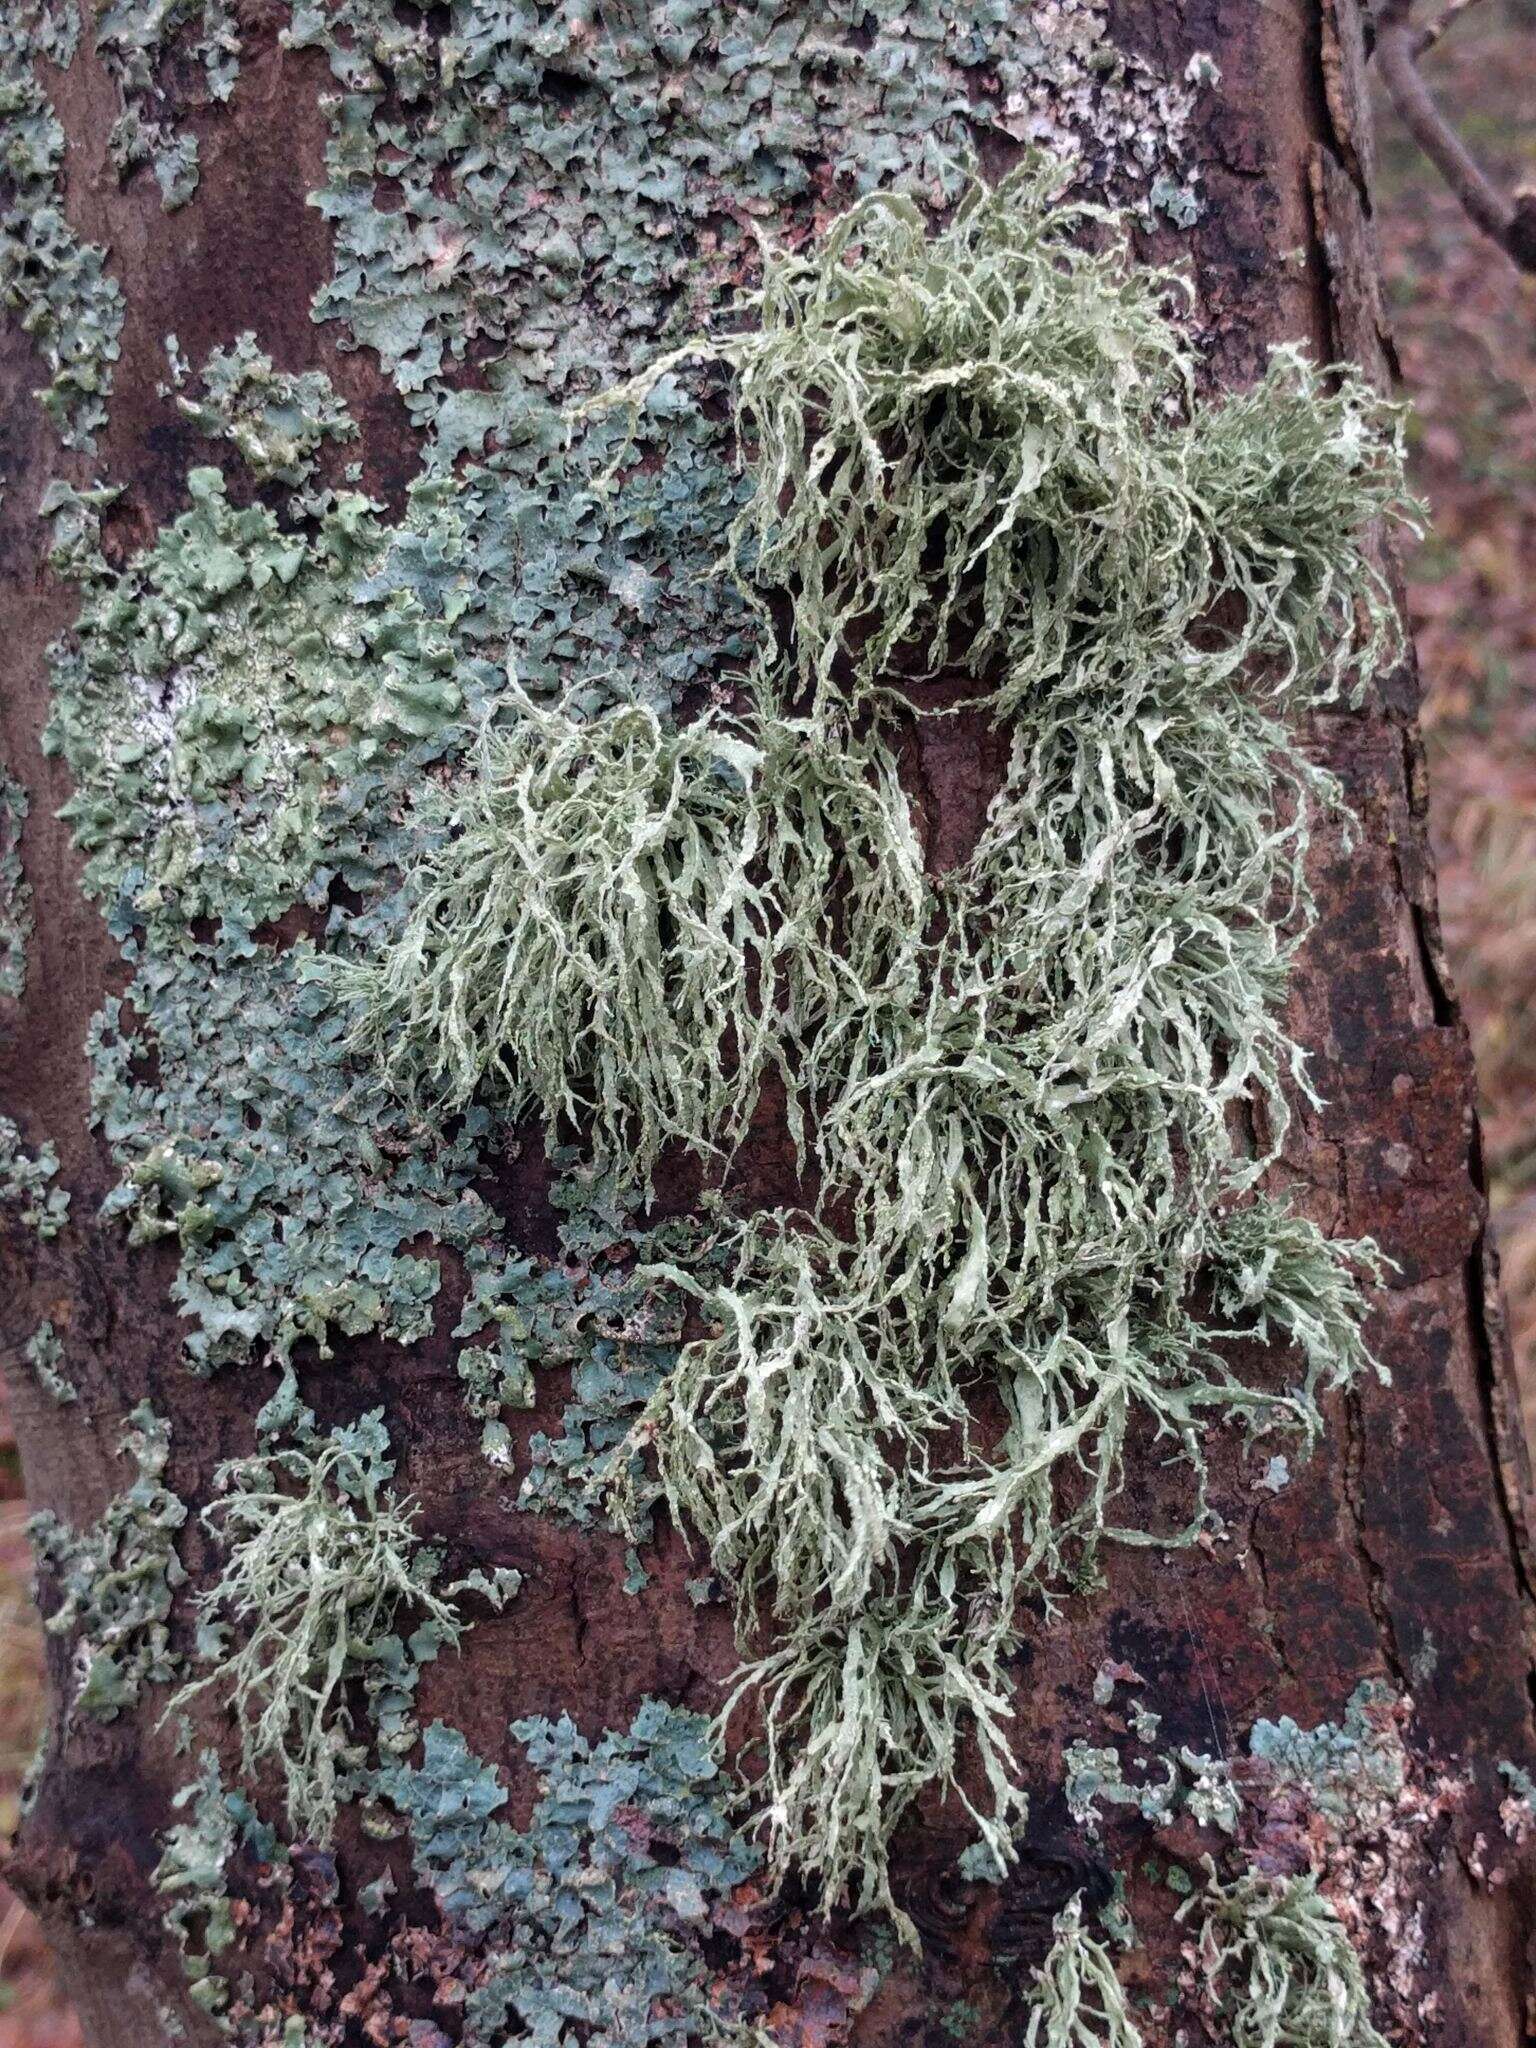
29, 1401, 187, 1721
377, 1700, 759, 2047
338, 165, 1411, 1928
1023, 1894, 1143, 2047
1181, 1870, 1388, 2048
176, 1407, 519, 1845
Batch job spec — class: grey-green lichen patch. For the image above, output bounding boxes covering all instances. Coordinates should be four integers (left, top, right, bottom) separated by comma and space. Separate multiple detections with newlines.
23, 1318, 76, 1403
997, 1, 1213, 227
0, 1113, 70, 1238
29, 1401, 187, 1721
176, 1406, 519, 1845
0, 5, 123, 447
95, 0, 242, 210
1022, 1893, 1143, 2047
1180, 1869, 1388, 2048
377, 1699, 758, 2047
155, 1749, 287, 2021
0, 766, 31, 998
1065, 1741, 1240, 1837
1248, 1681, 1406, 1832
177, 334, 357, 487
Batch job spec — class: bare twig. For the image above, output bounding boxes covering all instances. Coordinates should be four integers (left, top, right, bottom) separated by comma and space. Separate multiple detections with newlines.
1374, 0, 1536, 273
1416, 0, 1488, 55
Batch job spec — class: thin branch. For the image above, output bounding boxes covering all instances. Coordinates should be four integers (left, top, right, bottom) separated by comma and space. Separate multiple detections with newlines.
1374, 0, 1536, 273
1416, 0, 1488, 56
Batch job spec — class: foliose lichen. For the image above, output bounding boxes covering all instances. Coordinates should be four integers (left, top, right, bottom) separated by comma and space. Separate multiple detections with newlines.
0, 3, 123, 447
29, 1400, 187, 1721
0, 766, 31, 999
0, 1112, 70, 1238
377, 1699, 759, 2046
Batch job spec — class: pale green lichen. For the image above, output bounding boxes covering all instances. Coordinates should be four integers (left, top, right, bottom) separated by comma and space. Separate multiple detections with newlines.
0, 1113, 70, 1238
378, 1700, 759, 2048
95, 0, 241, 210
0, 766, 31, 998
23, 1318, 76, 1404
1182, 1869, 1388, 2048
1023, 1894, 1143, 2047
29, 1401, 186, 1720
154, 1749, 286, 2020
1249, 1681, 1406, 1830
0, 4, 123, 446
175, 1408, 519, 1845
176, 334, 357, 486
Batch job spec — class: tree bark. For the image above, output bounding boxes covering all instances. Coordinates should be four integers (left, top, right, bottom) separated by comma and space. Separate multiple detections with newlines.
2, 2, 1534, 2044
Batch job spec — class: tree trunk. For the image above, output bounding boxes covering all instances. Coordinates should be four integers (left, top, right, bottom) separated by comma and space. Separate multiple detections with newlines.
2, 2, 1533, 2043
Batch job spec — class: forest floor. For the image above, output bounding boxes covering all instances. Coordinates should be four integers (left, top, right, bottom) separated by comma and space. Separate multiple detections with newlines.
0, 6, 1532, 2036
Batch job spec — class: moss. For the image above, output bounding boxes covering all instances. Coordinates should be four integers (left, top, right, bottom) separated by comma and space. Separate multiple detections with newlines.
29, 1401, 187, 1721
176, 1407, 519, 1845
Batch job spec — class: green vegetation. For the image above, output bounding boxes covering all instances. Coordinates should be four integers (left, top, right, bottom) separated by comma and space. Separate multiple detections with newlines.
1184, 1870, 1388, 2048
176, 1409, 517, 1845
29, 1403, 186, 1720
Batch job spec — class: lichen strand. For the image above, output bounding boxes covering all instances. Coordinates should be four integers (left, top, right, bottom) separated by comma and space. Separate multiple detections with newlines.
376, 1702, 759, 2047
1022, 1895, 1144, 2048
0, 766, 32, 998
348, 170, 1412, 1928
0, 3, 122, 448
1181, 1870, 1389, 2048
175, 1406, 519, 1846
28, 1401, 186, 1722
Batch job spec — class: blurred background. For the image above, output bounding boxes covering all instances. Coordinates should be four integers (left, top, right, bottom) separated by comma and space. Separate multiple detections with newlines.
0, 6, 1532, 2036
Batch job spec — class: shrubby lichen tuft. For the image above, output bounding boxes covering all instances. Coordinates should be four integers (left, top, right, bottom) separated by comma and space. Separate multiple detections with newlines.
1182, 1869, 1388, 2048
339, 166, 1411, 1923
1023, 1894, 1143, 2047
175, 1406, 519, 1845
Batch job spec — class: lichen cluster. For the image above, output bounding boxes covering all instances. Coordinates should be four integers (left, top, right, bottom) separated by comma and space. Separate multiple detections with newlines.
1182, 1870, 1389, 2048
29, 1401, 187, 1721
378, 1701, 759, 2048
175, 1406, 519, 1845
0, 0, 1409, 2036
339, 165, 1411, 1926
